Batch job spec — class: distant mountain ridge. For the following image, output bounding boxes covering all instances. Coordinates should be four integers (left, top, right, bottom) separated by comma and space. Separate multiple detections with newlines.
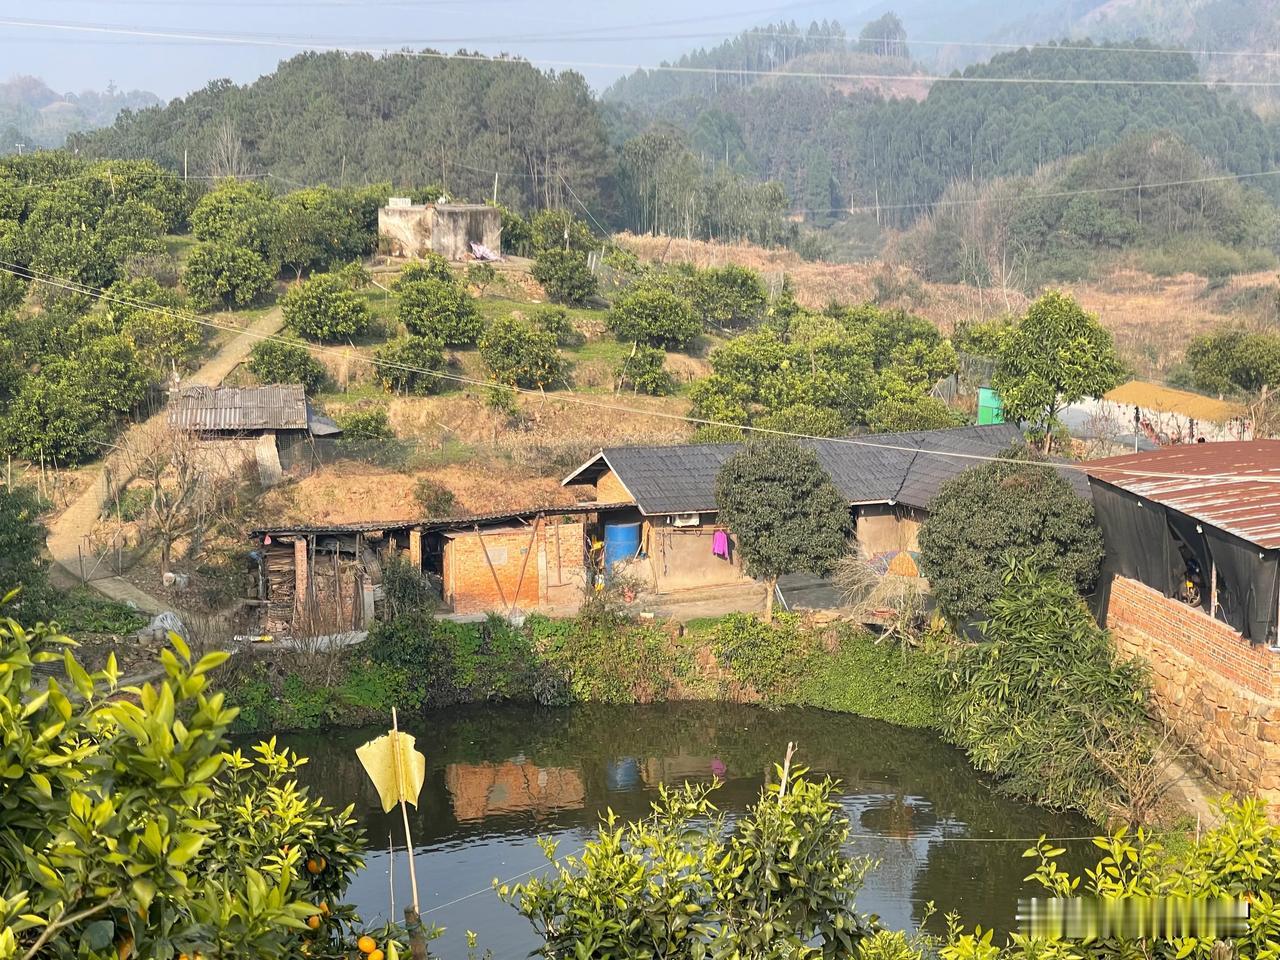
0, 75, 160, 152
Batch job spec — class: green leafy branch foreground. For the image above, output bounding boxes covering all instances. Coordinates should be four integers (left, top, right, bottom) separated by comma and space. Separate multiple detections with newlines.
501, 776, 1280, 960
0, 607, 393, 960
6, 599, 1280, 959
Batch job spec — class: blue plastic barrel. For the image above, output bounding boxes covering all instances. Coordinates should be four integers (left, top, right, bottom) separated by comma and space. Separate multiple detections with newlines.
603, 521, 642, 572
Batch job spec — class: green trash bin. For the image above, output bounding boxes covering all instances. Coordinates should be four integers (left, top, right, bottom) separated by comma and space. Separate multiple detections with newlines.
977, 387, 1004, 425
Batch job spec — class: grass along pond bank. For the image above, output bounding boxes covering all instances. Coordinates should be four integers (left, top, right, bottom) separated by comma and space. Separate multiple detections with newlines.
222, 563, 1172, 827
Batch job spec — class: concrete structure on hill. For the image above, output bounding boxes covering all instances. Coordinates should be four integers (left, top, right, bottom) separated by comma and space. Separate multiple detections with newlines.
560, 424, 1070, 595
378, 197, 502, 260
1087, 442, 1280, 809
167, 384, 340, 485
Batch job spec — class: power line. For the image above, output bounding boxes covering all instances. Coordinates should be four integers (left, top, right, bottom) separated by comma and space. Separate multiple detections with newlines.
3, 259, 1275, 486
791, 167, 1280, 216
6, 17, 1280, 88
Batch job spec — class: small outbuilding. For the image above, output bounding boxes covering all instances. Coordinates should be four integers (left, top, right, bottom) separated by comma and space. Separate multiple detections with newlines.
167, 384, 340, 485
1064, 380, 1252, 449
378, 197, 502, 261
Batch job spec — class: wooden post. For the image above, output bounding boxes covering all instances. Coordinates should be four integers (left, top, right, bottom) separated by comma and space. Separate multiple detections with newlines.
474, 525, 510, 610
509, 516, 542, 616
409, 528, 423, 570
293, 537, 309, 625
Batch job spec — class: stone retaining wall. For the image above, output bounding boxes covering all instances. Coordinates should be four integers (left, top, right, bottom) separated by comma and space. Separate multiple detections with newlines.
1106, 576, 1280, 808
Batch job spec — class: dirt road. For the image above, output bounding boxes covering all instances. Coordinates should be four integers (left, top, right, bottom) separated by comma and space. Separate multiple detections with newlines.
45, 308, 285, 612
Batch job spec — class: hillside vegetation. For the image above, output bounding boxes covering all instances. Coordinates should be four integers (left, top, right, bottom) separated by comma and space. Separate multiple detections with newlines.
0, 76, 159, 151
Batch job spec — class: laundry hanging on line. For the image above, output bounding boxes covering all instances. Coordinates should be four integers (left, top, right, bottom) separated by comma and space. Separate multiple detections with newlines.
712, 529, 730, 559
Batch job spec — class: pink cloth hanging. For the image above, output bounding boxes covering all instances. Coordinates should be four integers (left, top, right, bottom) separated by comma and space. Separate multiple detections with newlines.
712, 529, 730, 559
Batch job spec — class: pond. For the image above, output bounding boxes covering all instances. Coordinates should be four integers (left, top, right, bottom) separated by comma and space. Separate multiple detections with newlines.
280, 702, 1095, 957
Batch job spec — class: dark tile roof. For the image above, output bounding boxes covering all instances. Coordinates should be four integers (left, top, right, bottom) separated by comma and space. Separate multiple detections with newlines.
563, 424, 1036, 515
169, 385, 309, 432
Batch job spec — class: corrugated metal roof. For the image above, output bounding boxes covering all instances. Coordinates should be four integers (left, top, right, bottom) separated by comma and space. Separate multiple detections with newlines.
1103, 381, 1245, 424
562, 424, 1032, 515
169, 385, 309, 432
1086, 441, 1280, 548
250, 502, 627, 538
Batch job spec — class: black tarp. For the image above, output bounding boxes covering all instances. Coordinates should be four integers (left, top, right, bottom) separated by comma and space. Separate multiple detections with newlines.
1090, 481, 1181, 596
1202, 526, 1280, 644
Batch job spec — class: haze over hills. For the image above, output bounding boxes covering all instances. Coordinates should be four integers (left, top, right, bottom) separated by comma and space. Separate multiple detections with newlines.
0, 76, 160, 152
65, 2, 1280, 284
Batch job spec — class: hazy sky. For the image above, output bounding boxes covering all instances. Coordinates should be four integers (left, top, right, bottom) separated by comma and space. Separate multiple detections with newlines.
0, 0, 897, 100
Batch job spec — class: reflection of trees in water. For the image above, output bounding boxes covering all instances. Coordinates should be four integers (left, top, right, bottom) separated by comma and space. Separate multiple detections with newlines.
271, 701, 1094, 926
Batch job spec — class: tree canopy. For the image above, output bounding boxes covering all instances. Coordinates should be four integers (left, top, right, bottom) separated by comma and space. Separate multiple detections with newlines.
714, 437, 851, 619
992, 290, 1125, 446
918, 455, 1104, 620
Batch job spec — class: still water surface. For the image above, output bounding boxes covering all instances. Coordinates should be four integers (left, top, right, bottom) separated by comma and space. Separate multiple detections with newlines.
282, 702, 1094, 958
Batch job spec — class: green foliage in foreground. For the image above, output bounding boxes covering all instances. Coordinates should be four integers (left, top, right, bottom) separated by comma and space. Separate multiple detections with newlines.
939, 561, 1153, 824
942, 797, 1280, 960
0, 615, 367, 960
502, 773, 877, 960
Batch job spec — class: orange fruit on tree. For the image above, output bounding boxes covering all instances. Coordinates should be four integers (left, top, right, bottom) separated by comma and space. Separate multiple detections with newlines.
306, 915, 322, 930
319, 901, 330, 916
368, 950, 385, 960
306, 855, 327, 874
356, 935, 377, 954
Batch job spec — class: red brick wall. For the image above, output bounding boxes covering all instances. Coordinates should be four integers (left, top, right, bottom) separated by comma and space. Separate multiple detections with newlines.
444, 521, 585, 615
1106, 576, 1280, 802
1107, 576, 1280, 698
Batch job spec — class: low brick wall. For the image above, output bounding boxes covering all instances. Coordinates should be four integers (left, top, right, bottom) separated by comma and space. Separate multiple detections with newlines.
1106, 576, 1280, 805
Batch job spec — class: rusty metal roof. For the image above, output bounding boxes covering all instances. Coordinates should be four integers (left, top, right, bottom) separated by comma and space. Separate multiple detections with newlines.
169, 385, 309, 432
250, 502, 630, 538
1086, 441, 1280, 548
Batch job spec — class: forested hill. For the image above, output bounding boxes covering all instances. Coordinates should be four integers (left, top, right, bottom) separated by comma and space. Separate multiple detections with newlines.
0, 77, 159, 151
610, 39, 1280, 228
70, 52, 612, 213
604, 15, 919, 113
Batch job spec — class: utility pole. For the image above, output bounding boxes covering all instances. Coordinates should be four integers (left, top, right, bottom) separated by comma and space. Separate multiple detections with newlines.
492, 171, 498, 204
14, 143, 24, 156
183, 148, 188, 181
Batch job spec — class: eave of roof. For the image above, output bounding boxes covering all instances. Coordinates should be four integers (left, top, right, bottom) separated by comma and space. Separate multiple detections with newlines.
1086, 441, 1280, 549
250, 502, 630, 538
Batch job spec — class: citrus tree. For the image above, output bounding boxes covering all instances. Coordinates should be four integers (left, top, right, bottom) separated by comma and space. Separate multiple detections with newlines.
714, 437, 851, 621
0, 610, 367, 959
502, 768, 877, 959
283, 272, 371, 343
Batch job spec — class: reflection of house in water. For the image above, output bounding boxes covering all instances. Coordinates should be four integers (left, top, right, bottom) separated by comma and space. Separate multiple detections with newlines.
445, 762, 585, 822
640, 753, 731, 788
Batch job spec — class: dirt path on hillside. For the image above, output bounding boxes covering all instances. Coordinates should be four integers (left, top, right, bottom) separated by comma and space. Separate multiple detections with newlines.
45, 308, 286, 613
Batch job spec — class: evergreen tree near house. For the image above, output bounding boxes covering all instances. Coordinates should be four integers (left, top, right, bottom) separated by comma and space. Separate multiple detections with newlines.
992, 290, 1125, 450
714, 437, 851, 621
918, 454, 1104, 621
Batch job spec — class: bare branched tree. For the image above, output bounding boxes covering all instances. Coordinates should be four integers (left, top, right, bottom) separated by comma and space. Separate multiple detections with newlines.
119, 425, 246, 576
209, 117, 249, 179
